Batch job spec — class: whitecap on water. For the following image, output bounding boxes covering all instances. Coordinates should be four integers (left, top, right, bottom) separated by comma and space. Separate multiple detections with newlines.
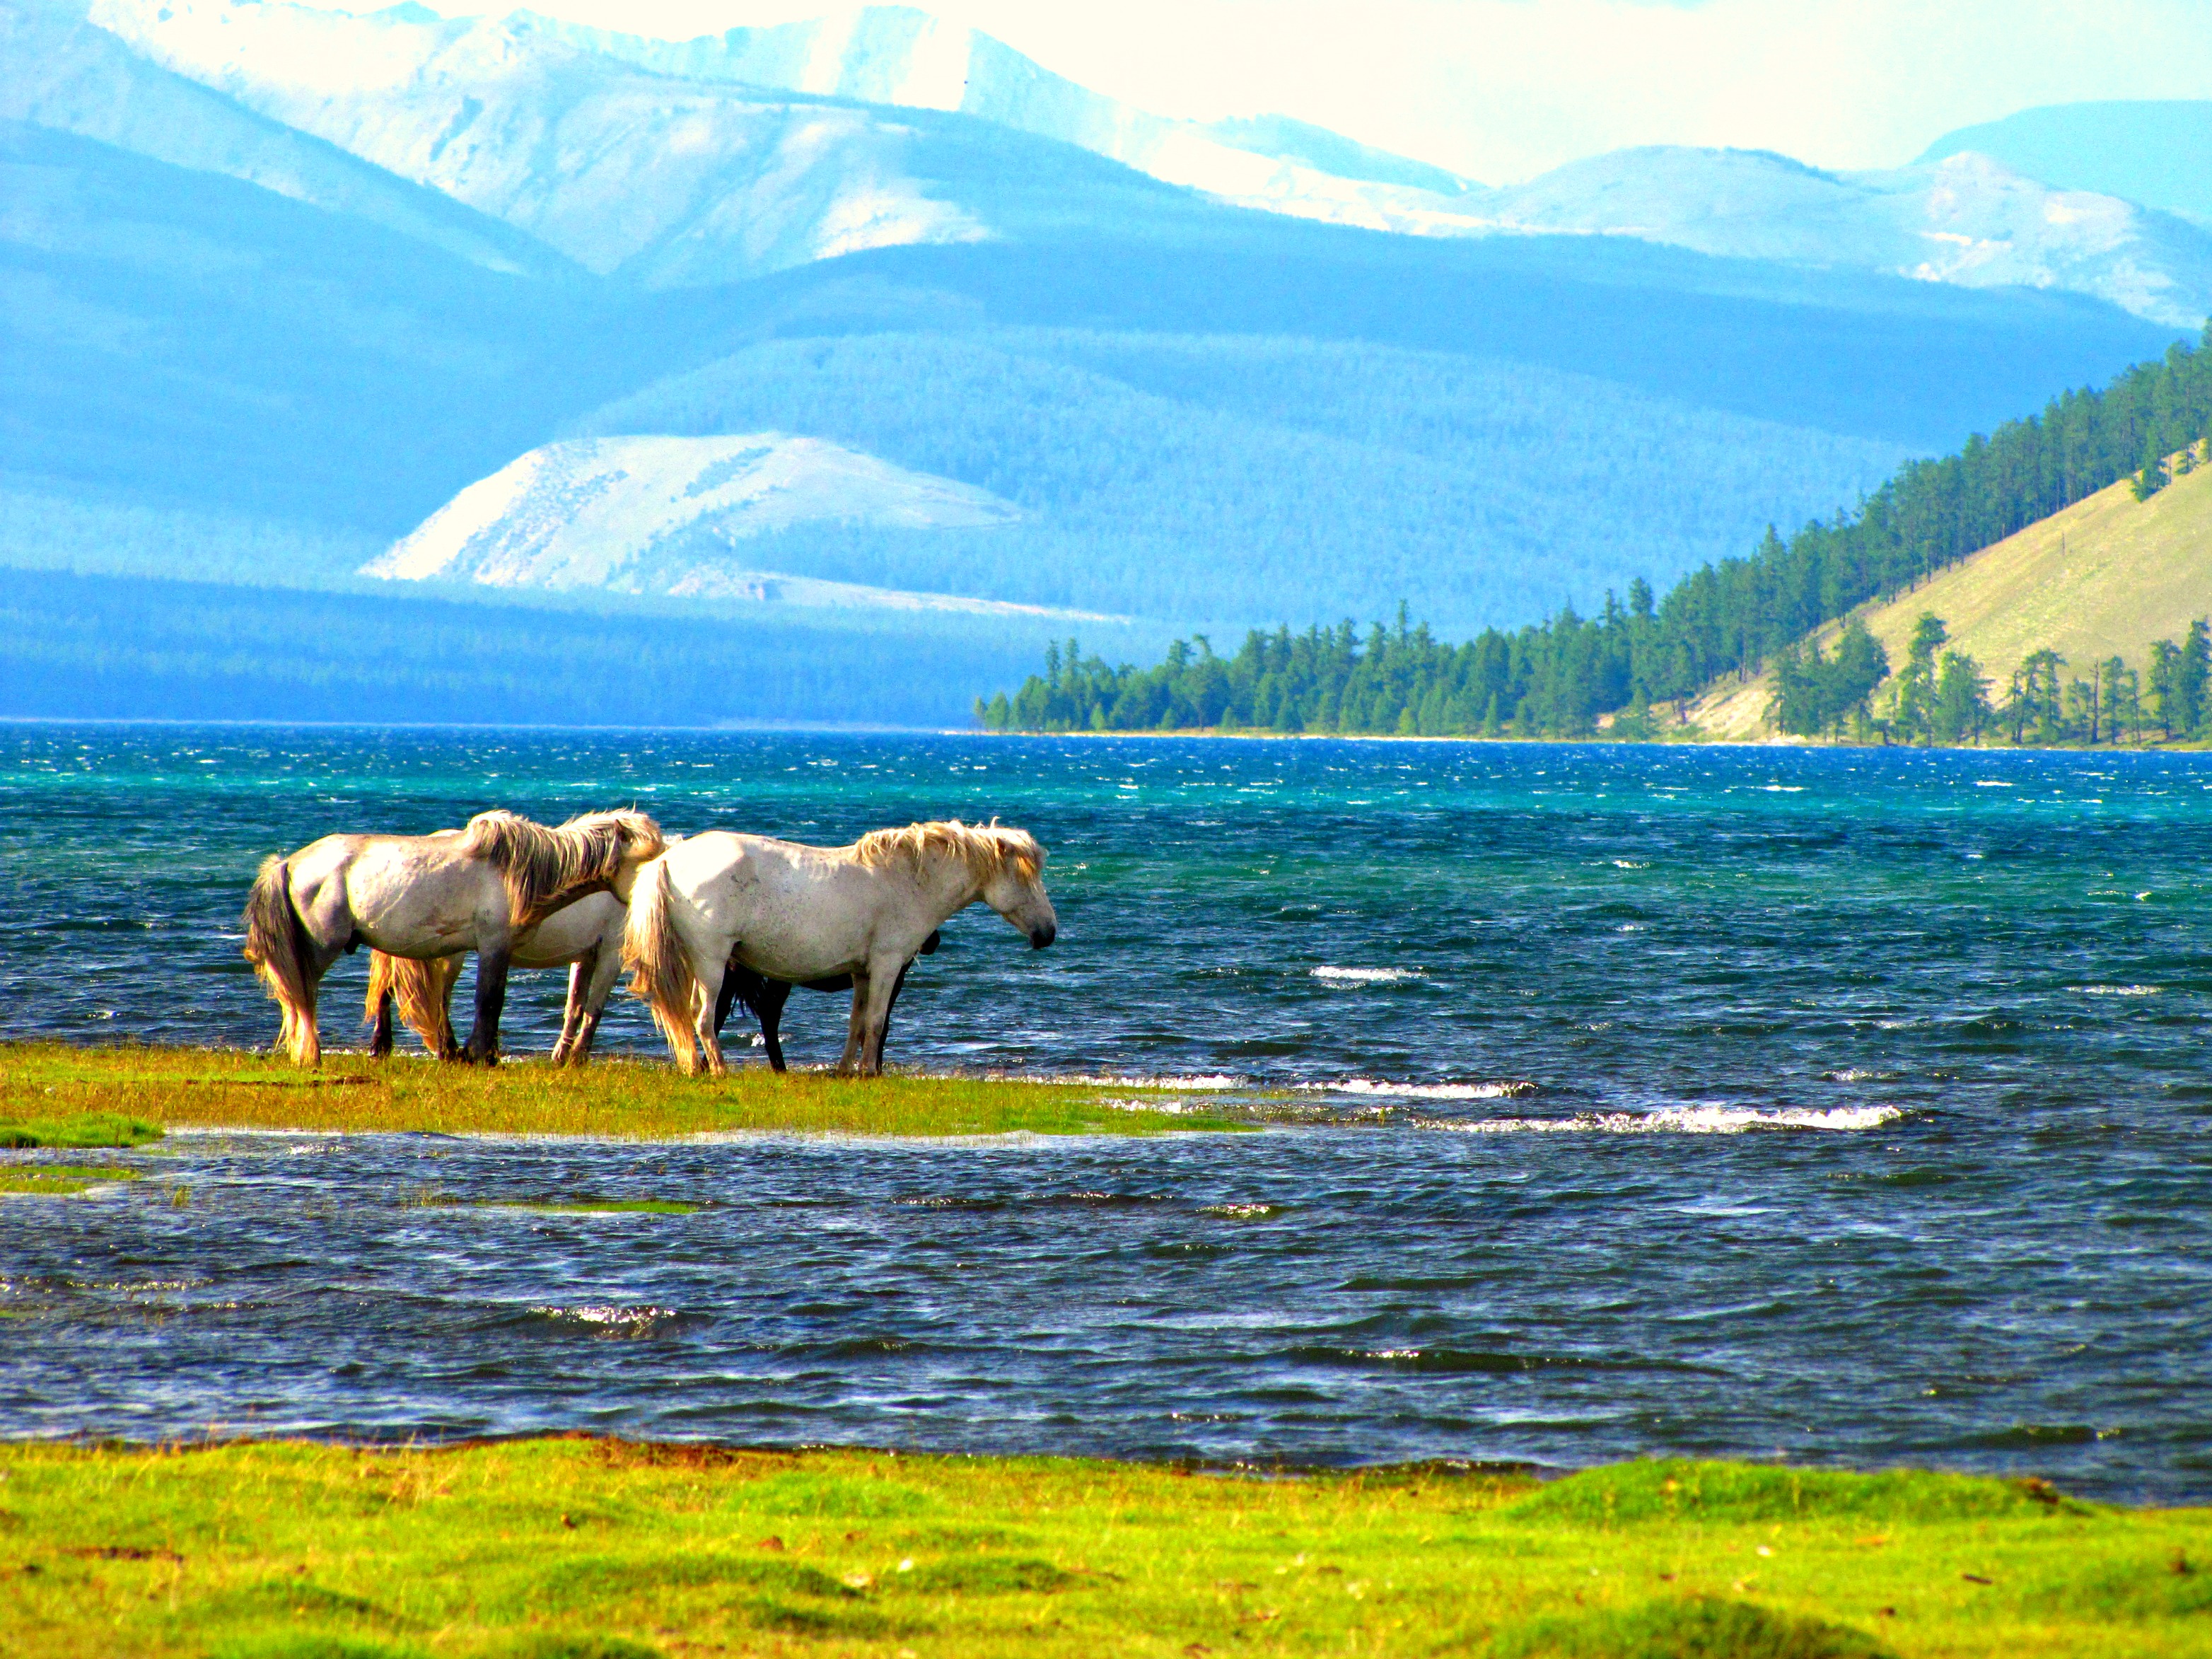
1423, 1104, 1904, 1134
529, 1305, 681, 1335
1310, 966, 1421, 984
1061, 1073, 1244, 1090
1305, 1078, 1537, 1101
2070, 984, 2162, 996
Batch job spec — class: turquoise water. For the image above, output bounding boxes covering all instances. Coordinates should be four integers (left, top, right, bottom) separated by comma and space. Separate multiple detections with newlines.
2, 728, 2208, 1496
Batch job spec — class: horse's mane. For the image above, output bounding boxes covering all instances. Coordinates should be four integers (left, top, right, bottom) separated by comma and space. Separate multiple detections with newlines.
850, 819, 1044, 883
460, 808, 665, 928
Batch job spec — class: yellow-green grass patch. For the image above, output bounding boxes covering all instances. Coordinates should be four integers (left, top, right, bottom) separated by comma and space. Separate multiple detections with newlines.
0, 1163, 144, 1197
0, 1440, 2206, 1658
0, 1044, 1253, 1141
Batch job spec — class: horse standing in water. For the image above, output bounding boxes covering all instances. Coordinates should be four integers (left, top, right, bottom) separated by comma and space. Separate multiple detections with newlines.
371, 897, 938, 1071
626, 820, 1055, 1076
365, 890, 632, 1066
240, 809, 664, 1066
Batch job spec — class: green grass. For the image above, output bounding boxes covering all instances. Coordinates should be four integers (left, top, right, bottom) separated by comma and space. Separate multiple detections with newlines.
0, 1044, 1252, 1141
0, 1111, 165, 1148
0, 1443, 2204, 1658
0, 1163, 144, 1196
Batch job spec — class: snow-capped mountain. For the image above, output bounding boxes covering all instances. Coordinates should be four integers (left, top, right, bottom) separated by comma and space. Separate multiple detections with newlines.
363, 433, 1047, 614
1, 0, 566, 275
1482, 147, 2212, 330
84, 0, 1488, 255
71, 0, 2212, 326
77, 0, 1021, 282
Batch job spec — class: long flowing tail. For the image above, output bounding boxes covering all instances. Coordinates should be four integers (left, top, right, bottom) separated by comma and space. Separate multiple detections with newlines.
623, 858, 701, 1073
366, 952, 462, 1059
241, 856, 315, 1064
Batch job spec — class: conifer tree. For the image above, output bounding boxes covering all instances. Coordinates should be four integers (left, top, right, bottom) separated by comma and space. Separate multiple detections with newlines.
2183, 618, 2211, 735
2134, 433, 2167, 500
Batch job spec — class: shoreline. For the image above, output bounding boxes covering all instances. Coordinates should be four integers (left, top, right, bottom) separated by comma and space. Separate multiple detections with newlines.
972, 726, 2212, 753
1, 1436, 2198, 1658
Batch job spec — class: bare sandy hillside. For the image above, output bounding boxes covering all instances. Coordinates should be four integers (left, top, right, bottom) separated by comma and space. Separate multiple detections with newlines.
1687, 444, 2212, 739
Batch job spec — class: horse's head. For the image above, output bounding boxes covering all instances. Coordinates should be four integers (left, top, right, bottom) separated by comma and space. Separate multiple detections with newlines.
559, 810, 667, 900
977, 825, 1056, 950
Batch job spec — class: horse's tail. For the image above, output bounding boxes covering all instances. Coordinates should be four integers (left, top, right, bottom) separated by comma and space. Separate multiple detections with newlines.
366, 952, 462, 1059
241, 856, 315, 1064
624, 858, 701, 1073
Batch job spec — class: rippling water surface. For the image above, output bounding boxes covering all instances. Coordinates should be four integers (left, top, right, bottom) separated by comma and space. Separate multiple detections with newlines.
2, 728, 2208, 1498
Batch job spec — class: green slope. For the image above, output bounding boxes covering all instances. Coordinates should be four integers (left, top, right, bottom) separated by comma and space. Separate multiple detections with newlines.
1689, 445, 2212, 739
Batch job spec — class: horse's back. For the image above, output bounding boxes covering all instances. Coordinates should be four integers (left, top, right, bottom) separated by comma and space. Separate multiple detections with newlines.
511, 890, 624, 966
295, 832, 505, 953
664, 831, 880, 982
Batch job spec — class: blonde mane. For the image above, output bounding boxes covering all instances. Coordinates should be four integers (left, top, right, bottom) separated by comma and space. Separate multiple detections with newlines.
850, 819, 1044, 885
460, 808, 665, 929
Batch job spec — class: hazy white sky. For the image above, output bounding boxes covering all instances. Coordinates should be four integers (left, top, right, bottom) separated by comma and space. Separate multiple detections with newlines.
344, 0, 2212, 182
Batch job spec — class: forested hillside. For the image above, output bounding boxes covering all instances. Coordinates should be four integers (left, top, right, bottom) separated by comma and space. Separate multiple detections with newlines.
574, 330, 1906, 631
983, 327, 2212, 737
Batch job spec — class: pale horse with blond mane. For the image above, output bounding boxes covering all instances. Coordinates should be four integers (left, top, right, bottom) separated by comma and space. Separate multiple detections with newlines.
241, 809, 665, 1066
624, 820, 1056, 1076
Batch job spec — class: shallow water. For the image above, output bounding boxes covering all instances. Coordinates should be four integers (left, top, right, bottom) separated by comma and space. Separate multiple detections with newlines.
2, 728, 2208, 1498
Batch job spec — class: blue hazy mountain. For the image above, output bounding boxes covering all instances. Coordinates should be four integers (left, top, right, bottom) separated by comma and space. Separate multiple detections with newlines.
1482, 144, 2212, 331
78, 0, 2209, 325
1919, 102, 2212, 226
0, 0, 2201, 723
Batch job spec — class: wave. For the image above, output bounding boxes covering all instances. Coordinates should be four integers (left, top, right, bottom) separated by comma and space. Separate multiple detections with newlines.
527, 1305, 682, 1336
2070, 984, 2162, 996
1310, 966, 1421, 984
1061, 1072, 1244, 1090
1304, 1078, 1538, 1101
1421, 1104, 1905, 1135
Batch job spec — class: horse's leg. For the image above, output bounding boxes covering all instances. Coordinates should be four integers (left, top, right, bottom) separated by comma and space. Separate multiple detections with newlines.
757, 979, 793, 1073
284, 884, 351, 1069
874, 960, 916, 1071
568, 946, 624, 1068
691, 962, 728, 1078
836, 969, 872, 1076
714, 962, 744, 1039
368, 984, 396, 1060
462, 944, 512, 1066
428, 956, 464, 1062
860, 967, 904, 1076
550, 955, 589, 1065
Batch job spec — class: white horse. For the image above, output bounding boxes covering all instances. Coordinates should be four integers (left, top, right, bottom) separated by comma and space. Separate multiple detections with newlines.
365, 889, 631, 1066
241, 809, 665, 1066
624, 820, 1056, 1076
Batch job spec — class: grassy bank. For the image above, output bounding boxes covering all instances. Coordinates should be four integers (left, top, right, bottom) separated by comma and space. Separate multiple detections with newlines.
0, 1044, 1245, 1142
0, 1440, 2204, 1658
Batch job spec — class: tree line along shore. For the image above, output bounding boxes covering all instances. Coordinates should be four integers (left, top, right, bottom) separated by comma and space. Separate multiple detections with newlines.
977, 608, 2212, 749
979, 325, 2212, 747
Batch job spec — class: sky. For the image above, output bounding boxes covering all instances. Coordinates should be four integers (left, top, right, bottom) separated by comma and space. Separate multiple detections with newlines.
319, 0, 2212, 182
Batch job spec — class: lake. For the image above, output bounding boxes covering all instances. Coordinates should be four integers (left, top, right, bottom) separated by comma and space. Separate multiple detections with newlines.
1, 727, 2207, 1500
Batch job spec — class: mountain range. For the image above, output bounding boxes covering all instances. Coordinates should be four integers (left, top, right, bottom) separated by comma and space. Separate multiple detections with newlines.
1, 0, 2205, 726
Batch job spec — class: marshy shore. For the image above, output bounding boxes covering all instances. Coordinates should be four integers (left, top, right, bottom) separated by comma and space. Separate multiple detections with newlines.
0, 1044, 1248, 1144
0, 1438, 2202, 1658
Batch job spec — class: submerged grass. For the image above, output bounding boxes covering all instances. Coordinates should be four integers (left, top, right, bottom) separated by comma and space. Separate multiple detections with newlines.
0, 1163, 144, 1197
0, 1441, 2204, 1658
0, 1044, 1250, 1141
